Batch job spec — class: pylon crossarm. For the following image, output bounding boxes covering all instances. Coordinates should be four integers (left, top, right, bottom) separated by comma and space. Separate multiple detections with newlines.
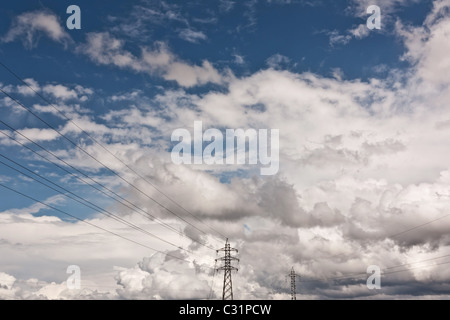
217, 248, 238, 252
217, 266, 238, 271
216, 256, 239, 261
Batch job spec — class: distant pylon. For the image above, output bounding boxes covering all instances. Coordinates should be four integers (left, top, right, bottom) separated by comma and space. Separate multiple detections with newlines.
216, 238, 239, 300
288, 267, 300, 300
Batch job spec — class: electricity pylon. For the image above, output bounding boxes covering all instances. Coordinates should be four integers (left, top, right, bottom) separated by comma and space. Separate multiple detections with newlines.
216, 239, 239, 300
288, 267, 300, 300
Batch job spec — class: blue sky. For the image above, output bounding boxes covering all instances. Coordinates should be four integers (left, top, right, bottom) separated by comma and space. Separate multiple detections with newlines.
2, 0, 450, 300
0, 0, 431, 216
0, 1, 431, 83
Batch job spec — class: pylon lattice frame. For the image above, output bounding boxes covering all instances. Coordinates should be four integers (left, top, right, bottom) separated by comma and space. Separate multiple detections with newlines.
289, 267, 299, 300
216, 239, 239, 300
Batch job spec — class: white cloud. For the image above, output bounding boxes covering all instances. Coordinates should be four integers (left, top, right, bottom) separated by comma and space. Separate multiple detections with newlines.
397, 0, 450, 88
17, 78, 40, 96
1, 78, 40, 97
0, 273, 116, 300
2, 78, 92, 104
163, 60, 223, 87
0, 272, 16, 290
0, 196, 218, 299
350, 0, 420, 16
42, 84, 78, 101
110, 90, 142, 102
15, 127, 60, 142
329, 24, 371, 46
75, 85, 94, 97
328, 30, 353, 46
1, 10, 71, 49
219, 0, 236, 12
79, 32, 141, 70
40, 83, 93, 102
103, 108, 162, 129
350, 24, 371, 39
116, 254, 212, 300
178, 29, 207, 43
266, 54, 291, 68
332, 0, 421, 46
32, 103, 92, 119
233, 54, 245, 64
2, 0, 450, 300
78, 32, 228, 87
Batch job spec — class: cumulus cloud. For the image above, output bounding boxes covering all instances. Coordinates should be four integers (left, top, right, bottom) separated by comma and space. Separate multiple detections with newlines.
15, 127, 60, 142
0, 196, 218, 299
98, 0, 450, 298
78, 32, 227, 87
178, 29, 207, 43
329, 24, 371, 46
42, 85, 78, 101
1, 77, 93, 111
1, 10, 71, 49
2, 0, 450, 300
116, 253, 212, 300
331, 0, 421, 46
0, 274, 115, 300
1, 78, 40, 97
39, 83, 93, 102
397, 0, 450, 88
350, 24, 371, 39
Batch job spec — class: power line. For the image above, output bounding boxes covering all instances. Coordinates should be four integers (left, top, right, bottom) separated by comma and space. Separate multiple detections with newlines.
0, 154, 200, 256
0, 120, 215, 250
0, 181, 214, 270
0, 60, 227, 241
382, 260, 450, 276
208, 258, 218, 300
385, 253, 450, 270
300, 254, 450, 284
300, 208, 450, 269
0, 125, 215, 251
0, 87, 222, 243
389, 213, 450, 238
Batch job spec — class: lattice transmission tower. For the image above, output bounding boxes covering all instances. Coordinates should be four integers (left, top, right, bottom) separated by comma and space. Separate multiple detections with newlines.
288, 267, 300, 300
216, 239, 239, 300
